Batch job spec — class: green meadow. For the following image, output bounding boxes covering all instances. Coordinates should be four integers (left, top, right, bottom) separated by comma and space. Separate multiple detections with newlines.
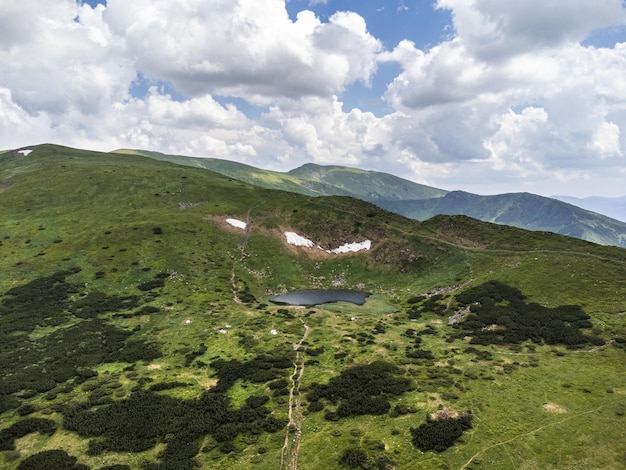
0, 145, 624, 469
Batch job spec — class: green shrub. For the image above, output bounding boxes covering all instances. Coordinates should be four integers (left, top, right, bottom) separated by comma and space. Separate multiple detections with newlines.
410, 414, 472, 452
339, 448, 368, 468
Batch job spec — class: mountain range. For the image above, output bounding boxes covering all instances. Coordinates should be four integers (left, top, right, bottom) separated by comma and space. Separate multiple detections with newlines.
552, 194, 626, 223
117, 149, 626, 248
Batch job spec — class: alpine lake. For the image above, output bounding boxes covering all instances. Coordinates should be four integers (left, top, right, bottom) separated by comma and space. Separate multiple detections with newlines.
270, 289, 370, 306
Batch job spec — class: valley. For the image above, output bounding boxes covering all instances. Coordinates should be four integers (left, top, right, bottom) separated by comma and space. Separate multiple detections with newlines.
0, 145, 625, 469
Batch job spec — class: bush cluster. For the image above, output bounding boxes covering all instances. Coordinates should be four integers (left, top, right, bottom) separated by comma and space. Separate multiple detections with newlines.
210, 355, 293, 393
0, 271, 161, 395
451, 281, 603, 346
0, 418, 56, 451
410, 414, 472, 452
1, 269, 80, 334
184, 344, 207, 366
406, 294, 447, 319
69, 291, 140, 318
137, 279, 165, 291
64, 376, 287, 467
16, 449, 88, 470
339, 448, 368, 468
307, 361, 413, 419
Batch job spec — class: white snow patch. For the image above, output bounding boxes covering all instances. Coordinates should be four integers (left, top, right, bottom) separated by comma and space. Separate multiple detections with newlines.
327, 240, 371, 254
18, 149, 33, 156
218, 329, 228, 334
270, 329, 278, 335
283, 231, 372, 254
226, 218, 247, 230
284, 231, 314, 248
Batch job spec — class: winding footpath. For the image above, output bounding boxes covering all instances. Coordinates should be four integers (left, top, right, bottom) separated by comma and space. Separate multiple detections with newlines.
459, 401, 620, 470
225, 204, 310, 468
280, 317, 310, 470
230, 208, 253, 304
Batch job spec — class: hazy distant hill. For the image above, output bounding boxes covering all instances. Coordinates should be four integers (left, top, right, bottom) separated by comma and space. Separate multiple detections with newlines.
121, 150, 626, 248
114, 148, 324, 196
286, 163, 447, 201
116, 150, 447, 201
376, 191, 626, 248
553, 195, 626, 223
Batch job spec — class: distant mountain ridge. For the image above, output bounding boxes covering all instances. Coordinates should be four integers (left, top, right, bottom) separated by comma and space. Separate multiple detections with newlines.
117, 149, 626, 248
115, 149, 447, 202
286, 163, 447, 201
376, 191, 626, 247
553, 195, 626, 223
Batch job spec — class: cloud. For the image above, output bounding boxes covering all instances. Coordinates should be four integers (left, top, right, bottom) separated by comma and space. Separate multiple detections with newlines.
1, 0, 626, 197
144, 91, 250, 131
0, 88, 53, 146
589, 121, 622, 158
397, 1, 409, 12
377, 0, 626, 194
102, 0, 381, 103
0, 0, 133, 115
436, 0, 626, 60
263, 95, 382, 167
380, 39, 506, 109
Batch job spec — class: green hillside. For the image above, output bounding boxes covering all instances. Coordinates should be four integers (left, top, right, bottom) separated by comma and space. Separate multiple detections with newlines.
1, 144, 625, 470
286, 163, 448, 201
114, 149, 333, 197
120, 149, 626, 248
116, 150, 448, 201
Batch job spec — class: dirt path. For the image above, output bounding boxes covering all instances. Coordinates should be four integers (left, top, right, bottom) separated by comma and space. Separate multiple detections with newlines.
569, 340, 614, 353
495, 340, 615, 357
230, 208, 253, 304
459, 401, 618, 470
224, 203, 311, 468
280, 317, 310, 470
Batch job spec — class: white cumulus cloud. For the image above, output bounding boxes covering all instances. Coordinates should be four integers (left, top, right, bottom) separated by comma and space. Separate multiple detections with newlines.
102, 0, 381, 103
1, 0, 626, 197
436, 0, 626, 60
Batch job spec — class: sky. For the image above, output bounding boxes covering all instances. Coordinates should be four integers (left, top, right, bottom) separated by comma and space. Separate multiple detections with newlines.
2, 1, 626, 197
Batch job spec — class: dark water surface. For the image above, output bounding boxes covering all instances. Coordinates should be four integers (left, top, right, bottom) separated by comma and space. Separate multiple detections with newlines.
270, 289, 370, 306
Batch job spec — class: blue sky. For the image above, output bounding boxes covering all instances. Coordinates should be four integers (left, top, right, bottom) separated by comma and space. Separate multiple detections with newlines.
285, 1, 453, 50
303, 1, 453, 115
2, 0, 626, 197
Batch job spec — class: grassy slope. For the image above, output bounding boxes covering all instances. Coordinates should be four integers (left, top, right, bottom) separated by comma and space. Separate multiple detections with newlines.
114, 149, 330, 197
286, 163, 448, 201
116, 149, 448, 201
1, 144, 625, 469
378, 191, 626, 248
119, 149, 626, 249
